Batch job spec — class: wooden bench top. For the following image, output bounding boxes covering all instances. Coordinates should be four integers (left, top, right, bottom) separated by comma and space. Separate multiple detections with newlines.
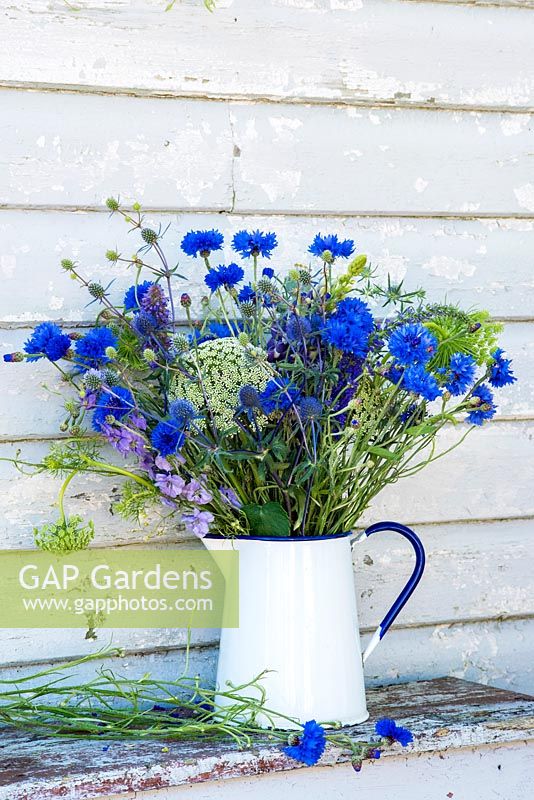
0, 677, 533, 800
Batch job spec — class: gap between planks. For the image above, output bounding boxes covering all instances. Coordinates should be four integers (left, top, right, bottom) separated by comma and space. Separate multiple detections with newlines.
0, 81, 533, 116
1, 205, 534, 221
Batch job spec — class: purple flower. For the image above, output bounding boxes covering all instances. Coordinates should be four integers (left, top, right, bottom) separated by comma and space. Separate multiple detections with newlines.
182, 480, 212, 505
123, 281, 154, 311
140, 284, 170, 327
220, 487, 242, 509
375, 718, 413, 747
155, 473, 186, 498
182, 509, 214, 538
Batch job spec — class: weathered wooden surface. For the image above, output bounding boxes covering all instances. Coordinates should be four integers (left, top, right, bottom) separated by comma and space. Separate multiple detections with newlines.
1, 0, 533, 111
1, 90, 534, 213
0, 678, 532, 800
114, 743, 534, 800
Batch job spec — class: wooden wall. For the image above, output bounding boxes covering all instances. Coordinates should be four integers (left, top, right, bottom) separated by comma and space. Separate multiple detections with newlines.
0, 0, 533, 694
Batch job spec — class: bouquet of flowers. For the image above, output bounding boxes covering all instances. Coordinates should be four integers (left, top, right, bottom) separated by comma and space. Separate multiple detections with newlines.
4, 199, 516, 551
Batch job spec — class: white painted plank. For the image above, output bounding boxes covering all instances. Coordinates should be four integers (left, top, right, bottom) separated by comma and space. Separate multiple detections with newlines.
362, 617, 534, 696
1, 423, 533, 547
231, 103, 534, 214
1, 0, 533, 110
1, 91, 534, 213
1, 518, 531, 667
0, 91, 233, 209
114, 744, 534, 800
1, 211, 534, 322
2, 617, 533, 699
0, 321, 528, 441
0, 645, 218, 690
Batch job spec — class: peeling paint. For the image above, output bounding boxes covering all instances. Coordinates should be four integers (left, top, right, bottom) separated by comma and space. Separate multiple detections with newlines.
514, 183, 534, 212
423, 255, 476, 282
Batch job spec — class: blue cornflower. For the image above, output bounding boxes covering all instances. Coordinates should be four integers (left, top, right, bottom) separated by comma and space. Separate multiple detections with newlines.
238, 284, 256, 303
181, 229, 224, 258
218, 262, 244, 287
489, 348, 516, 388
260, 378, 301, 414
388, 323, 437, 366
466, 384, 496, 426
204, 269, 223, 293
92, 387, 134, 431
232, 230, 277, 259
23, 322, 72, 362
299, 397, 323, 421
446, 352, 476, 396
403, 364, 441, 401
262, 267, 275, 279
322, 297, 374, 357
375, 718, 413, 747
123, 281, 154, 311
74, 327, 118, 367
308, 233, 354, 261
283, 720, 326, 766
151, 420, 185, 456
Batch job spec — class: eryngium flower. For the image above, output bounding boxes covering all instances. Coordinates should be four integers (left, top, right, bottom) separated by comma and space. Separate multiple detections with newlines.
299, 397, 323, 420
169, 398, 197, 423
308, 233, 354, 261
181, 229, 224, 258
283, 720, 326, 766
239, 384, 262, 408
232, 229, 277, 259
23, 322, 72, 362
388, 323, 437, 366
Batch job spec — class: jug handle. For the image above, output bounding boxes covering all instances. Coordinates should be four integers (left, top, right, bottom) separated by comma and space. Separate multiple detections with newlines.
351, 521, 426, 664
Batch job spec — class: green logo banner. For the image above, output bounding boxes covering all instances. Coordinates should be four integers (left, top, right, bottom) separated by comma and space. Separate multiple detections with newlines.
0, 549, 239, 629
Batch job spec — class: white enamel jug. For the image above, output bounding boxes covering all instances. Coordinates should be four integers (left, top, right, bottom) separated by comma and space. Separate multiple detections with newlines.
204, 522, 425, 728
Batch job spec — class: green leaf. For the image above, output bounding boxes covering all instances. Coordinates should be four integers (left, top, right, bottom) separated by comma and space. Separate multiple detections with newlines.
367, 445, 400, 461
242, 502, 290, 538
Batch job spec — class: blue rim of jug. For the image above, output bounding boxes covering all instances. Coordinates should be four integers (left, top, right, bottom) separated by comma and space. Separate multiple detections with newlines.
203, 531, 352, 542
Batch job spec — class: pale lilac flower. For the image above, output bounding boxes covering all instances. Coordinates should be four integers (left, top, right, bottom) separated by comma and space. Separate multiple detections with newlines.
182, 480, 212, 505
130, 412, 147, 430
220, 487, 242, 509
155, 472, 186, 498
182, 509, 214, 538
82, 391, 98, 410
155, 455, 173, 472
